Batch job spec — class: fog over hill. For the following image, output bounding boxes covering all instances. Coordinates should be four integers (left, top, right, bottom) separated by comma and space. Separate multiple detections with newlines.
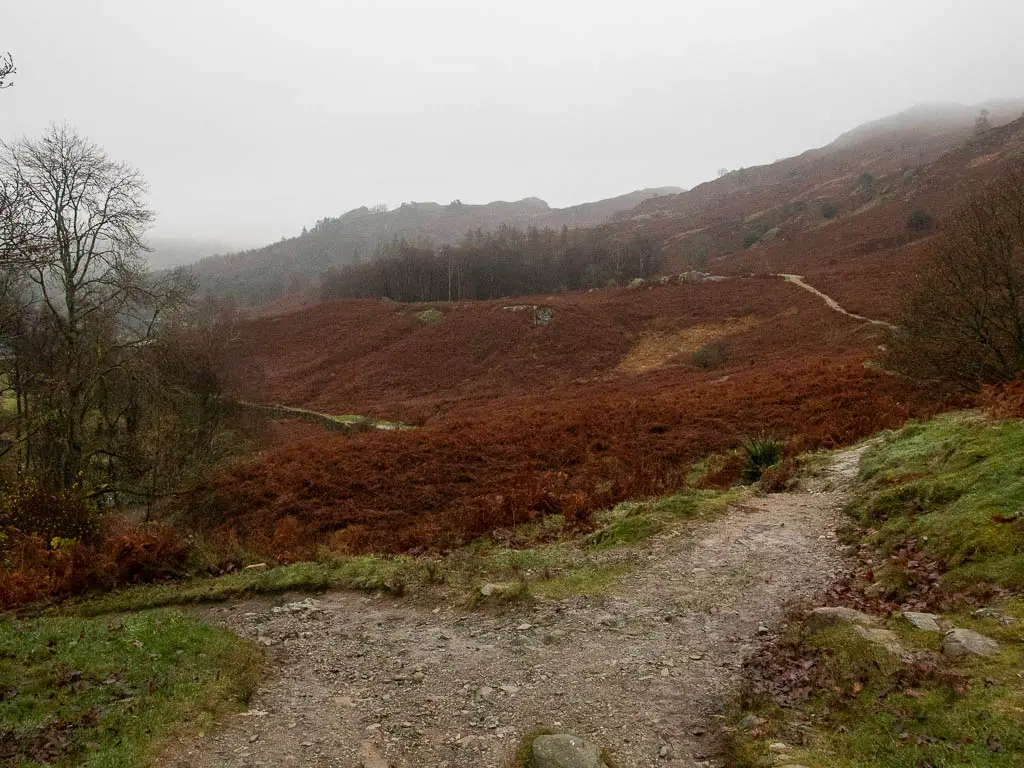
146, 236, 256, 271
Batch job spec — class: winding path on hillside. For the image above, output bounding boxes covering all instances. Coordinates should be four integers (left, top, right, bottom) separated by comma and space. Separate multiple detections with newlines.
164, 450, 866, 768
777, 273, 896, 329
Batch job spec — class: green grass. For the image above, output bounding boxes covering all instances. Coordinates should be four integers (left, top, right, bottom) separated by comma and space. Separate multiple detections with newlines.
741, 436, 783, 482
728, 602, 1024, 768
586, 490, 736, 548
62, 556, 424, 617
61, 489, 734, 617
852, 412, 1024, 595
728, 411, 1024, 768
0, 609, 262, 767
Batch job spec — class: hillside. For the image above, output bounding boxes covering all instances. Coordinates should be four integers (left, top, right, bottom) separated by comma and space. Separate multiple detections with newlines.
188, 187, 682, 307
191, 100, 1024, 559
612, 100, 1024, 318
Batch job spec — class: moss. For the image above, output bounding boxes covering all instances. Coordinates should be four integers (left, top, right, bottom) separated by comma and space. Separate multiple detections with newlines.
852, 413, 1024, 594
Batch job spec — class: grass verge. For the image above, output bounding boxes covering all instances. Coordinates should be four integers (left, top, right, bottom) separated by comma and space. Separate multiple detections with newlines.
727, 602, 1024, 768
728, 411, 1024, 767
0, 609, 262, 767
852, 412, 1024, 599
59, 489, 737, 617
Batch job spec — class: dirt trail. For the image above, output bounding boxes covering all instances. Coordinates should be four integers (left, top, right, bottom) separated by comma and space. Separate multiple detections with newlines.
777, 273, 895, 329
165, 449, 867, 768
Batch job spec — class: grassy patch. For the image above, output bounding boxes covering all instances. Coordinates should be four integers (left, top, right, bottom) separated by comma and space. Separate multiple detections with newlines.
62, 556, 424, 617
728, 602, 1024, 768
852, 413, 1024, 596
586, 490, 736, 549
0, 609, 261, 768
62, 490, 734, 616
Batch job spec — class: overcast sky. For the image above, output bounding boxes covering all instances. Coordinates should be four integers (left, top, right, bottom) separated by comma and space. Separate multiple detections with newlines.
3, 0, 1022, 245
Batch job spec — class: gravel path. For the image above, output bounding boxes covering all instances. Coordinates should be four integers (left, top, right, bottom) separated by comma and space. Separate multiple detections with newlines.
165, 450, 864, 768
777, 273, 896, 329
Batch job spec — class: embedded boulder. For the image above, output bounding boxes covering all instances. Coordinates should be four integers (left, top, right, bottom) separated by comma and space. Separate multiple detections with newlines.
806, 607, 878, 629
943, 628, 1000, 658
902, 611, 941, 632
532, 734, 609, 768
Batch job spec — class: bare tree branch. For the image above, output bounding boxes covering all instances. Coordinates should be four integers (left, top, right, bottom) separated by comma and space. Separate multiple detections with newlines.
0, 52, 14, 90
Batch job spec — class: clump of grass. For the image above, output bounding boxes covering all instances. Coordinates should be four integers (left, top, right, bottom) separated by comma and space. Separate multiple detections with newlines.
586, 490, 731, 548
741, 436, 783, 482
0, 609, 262, 768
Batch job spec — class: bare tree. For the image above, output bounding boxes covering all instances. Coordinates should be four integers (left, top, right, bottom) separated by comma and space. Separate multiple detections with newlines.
0, 125, 191, 490
887, 168, 1024, 388
0, 53, 14, 90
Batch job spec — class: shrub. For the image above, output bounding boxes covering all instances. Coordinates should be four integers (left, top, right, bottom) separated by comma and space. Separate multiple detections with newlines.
741, 437, 783, 482
820, 202, 839, 220
99, 517, 190, 585
857, 172, 875, 190
742, 230, 761, 248
0, 477, 99, 543
889, 171, 1024, 388
692, 342, 727, 370
906, 209, 934, 234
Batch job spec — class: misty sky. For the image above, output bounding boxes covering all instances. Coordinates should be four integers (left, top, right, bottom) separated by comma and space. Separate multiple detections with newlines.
3, 0, 1023, 246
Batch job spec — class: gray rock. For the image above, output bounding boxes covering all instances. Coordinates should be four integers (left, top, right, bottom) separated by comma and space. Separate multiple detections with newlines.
479, 582, 514, 597
532, 734, 608, 768
943, 628, 1000, 658
806, 606, 878, 629
974, 608, 1018, 626
902, 611, 941, 632
271, 598, 324, 615
854, 626, 906, 656
416, 308, 443, 325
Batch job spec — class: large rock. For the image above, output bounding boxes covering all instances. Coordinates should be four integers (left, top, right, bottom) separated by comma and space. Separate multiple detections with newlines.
532, 734, 608, 768
943, 628, 1000, 658
854, 626, 907, 656
806, 607, 878, 629
902, 611, 941, 632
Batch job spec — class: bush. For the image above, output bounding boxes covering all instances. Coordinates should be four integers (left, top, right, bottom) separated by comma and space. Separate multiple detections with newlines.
741, 437, 783, 482
742, 230, 761, 248
889, 171, 1024, 388
99, 517, 190, 585
0, 477, 99, 543
692, 342, 728, 370
820, 202, 839, 220
0, 517, 192, 609
906, 210, 934, 234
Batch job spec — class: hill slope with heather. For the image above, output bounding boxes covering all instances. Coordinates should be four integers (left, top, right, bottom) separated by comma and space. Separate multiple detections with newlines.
613, 101, 1024, 318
